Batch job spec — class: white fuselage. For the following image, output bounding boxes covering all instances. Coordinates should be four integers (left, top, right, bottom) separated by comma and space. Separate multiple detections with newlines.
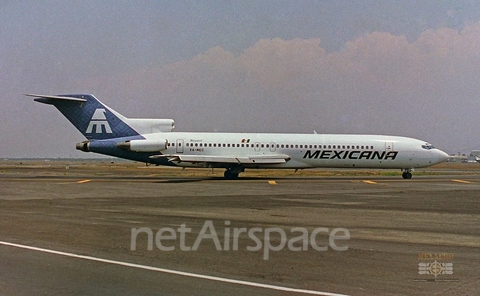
144, 132, 448, 170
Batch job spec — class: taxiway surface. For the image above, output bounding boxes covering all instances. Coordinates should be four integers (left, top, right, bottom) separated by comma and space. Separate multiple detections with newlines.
0, 161, 478, 295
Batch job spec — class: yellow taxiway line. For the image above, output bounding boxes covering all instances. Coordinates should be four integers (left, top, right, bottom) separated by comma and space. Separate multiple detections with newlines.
451, 179, 472, 184
77, 179, 92, 184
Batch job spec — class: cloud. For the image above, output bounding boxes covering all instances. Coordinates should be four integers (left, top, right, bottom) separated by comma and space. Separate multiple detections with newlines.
16, 22, 480, 157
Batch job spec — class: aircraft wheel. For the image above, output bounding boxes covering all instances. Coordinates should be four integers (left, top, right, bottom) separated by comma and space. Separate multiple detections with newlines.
224, 170, 239, 180
402, 172, 412, 179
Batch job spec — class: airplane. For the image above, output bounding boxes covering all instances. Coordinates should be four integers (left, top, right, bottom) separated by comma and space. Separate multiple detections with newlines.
468, 150, 480, 163
28, 94, 449, 179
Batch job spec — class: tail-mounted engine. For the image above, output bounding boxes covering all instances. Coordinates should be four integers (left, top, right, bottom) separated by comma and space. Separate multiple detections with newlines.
76, 141, 90, 152
117, 139, 168, 152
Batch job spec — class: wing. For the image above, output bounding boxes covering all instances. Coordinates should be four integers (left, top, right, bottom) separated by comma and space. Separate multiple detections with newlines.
150, 154, 290, 164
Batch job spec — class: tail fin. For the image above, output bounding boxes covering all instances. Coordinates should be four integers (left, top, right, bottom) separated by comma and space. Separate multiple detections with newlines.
27, 94, 140, 140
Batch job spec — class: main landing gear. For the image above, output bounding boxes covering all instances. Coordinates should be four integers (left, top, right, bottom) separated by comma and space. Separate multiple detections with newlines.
224, 166, 244, 179
224, 170, 239, 179
402, 169, 413, 179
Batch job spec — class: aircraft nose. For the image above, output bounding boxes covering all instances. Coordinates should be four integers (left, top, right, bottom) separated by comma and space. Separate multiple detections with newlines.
434, 149, 449, 164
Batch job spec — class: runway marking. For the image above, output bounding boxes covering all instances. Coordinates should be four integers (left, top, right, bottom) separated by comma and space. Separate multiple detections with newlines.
77, 179, 92, 184
55, 179, 93, 185
0, 241, 349, 296
362, 180, 377, 184
268, 180, 277, 185
451, 179, 472, 184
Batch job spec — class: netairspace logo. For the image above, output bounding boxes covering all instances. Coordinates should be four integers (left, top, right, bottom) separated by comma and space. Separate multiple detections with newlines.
131, 221, 350, 260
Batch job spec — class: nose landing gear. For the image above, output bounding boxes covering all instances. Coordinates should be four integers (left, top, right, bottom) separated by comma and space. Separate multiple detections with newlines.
402, 169, 413, 179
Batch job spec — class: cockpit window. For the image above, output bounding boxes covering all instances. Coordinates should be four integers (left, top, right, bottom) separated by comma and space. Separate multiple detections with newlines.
421, 143, 435, 150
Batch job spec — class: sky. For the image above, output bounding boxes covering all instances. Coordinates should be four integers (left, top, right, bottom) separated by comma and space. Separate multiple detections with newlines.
2, 0, 480, 158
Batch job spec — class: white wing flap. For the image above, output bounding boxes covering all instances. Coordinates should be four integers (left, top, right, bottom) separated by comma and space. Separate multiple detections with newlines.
150, 154, 290, 164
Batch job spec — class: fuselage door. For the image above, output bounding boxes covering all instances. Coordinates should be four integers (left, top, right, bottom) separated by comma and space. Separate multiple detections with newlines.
270, 142, 276, 152
176, 139, 184, 153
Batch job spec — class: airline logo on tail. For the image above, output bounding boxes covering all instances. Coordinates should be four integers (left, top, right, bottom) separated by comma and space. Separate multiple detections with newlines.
86, 108, 112, 134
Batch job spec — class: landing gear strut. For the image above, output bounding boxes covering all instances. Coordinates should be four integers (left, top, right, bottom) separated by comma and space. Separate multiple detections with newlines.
402, 169, 413, 179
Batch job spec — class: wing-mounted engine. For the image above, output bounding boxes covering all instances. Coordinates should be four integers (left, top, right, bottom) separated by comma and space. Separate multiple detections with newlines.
117, 139, 168, 152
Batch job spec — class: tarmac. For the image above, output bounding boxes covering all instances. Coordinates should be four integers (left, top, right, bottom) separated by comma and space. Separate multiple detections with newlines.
0, 160, 478, 295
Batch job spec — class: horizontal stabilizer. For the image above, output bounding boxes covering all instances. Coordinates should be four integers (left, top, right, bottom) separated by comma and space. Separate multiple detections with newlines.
25, 94, 87, 102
